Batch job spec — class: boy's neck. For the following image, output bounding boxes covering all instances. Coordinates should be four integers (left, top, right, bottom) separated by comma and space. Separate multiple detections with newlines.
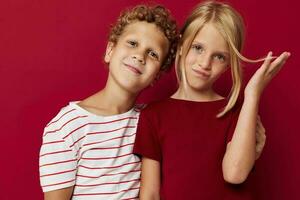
79, 82, 138, 116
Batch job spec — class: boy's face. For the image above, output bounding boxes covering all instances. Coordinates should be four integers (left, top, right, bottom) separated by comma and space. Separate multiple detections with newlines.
105, 21, 169, 94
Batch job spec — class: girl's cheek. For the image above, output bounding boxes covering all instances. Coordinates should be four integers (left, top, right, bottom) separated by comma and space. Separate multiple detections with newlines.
185, 53, 195, 66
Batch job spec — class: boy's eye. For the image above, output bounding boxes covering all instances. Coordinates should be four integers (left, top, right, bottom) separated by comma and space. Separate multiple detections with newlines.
127, 40, 137, 47
148, 50, 159, 60
191, 44, 203, 53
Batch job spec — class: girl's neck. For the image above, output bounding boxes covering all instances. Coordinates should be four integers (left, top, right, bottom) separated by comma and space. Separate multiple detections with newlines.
172, 85, 224, 102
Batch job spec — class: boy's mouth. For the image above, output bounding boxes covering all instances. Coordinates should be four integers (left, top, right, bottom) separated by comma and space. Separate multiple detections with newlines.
124, 63, 142, 75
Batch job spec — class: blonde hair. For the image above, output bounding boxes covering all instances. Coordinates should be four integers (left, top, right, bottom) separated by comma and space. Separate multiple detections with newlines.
176, 1, 265, 117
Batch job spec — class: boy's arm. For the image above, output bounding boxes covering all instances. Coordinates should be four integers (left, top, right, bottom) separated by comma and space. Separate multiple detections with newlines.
44, 186, 74, 200
40, 130, 77, 195
139, 157, 160, 200
222, 51, 290, 184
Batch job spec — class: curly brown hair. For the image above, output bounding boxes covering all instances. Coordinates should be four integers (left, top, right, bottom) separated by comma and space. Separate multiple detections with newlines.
108, 5, 179, 71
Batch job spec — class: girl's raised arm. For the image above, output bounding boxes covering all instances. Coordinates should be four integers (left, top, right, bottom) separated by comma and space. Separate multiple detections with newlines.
222, 51, 290, 184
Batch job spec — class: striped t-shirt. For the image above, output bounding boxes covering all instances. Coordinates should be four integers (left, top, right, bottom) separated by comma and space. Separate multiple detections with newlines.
39, 102, 141, 199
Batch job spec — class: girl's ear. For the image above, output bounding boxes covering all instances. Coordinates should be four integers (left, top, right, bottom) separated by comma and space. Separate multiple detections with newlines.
104, 42, 114, 63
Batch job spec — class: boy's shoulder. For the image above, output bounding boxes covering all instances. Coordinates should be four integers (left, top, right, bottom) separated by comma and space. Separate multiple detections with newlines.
44, 101, 87, 131
45, 102, 141, 131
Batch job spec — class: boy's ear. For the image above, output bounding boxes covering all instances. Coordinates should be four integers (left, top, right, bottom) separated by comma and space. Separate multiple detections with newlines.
104, 42, 114, 63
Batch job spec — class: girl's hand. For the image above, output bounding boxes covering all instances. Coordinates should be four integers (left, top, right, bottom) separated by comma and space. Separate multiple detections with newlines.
245, 51, 290, 99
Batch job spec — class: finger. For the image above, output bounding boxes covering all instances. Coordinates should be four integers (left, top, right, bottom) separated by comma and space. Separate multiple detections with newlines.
256, 122, 266, 145
256, 116, 265, 133
257, 119, 266, 133
256, 143, 263, 152
256, 131, 266, 146
260, 51, 274, 72
255, 147, 263, 160
255, 133, 266, 160
256, 115, 261, 126
257, 115, 261, 120
268, 52, 290, 77
256, 124, 266, 140
255, 137, 264, 159
256, 137, 265, 151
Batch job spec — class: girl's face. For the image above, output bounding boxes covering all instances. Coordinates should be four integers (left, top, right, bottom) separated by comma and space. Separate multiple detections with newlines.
183, 23, 230, 93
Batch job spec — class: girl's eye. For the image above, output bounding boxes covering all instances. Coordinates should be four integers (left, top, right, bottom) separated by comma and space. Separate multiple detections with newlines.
214, 54, 226, 62
127, 40, 137, 47
148, 50, 159, 60
192, 44, 203, 53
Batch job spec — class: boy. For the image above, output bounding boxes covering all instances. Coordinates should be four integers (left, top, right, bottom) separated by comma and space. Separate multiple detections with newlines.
39, 5, 178, 200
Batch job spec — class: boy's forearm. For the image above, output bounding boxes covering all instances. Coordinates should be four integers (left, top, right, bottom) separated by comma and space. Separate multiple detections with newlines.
139, 188, 160, 200
222, 96, 259, 184
140, 157, 161, 200
44, 186, 74, 200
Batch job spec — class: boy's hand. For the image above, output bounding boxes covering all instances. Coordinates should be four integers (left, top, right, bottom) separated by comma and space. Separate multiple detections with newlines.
255, 115, 266, 160
245, 51, 290, 99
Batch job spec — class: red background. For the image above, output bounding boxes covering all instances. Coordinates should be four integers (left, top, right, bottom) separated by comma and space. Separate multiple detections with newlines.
0, 0, 299, 199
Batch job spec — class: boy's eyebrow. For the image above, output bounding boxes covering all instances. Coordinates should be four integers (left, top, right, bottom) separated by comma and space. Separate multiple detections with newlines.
125, 35, 164, 52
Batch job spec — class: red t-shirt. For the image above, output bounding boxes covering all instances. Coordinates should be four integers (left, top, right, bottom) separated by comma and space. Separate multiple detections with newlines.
133, 98, 253, 199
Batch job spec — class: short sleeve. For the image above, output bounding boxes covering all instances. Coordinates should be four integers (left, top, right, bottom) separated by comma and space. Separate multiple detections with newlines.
133, 109, 162, 162
39, 129, 77, 192
226, 101, 242, 144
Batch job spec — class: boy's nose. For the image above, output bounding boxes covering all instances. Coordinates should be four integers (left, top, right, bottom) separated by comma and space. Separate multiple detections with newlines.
132, 55, 145, 65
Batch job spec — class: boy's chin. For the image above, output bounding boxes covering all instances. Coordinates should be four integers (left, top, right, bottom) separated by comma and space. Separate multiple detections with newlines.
118, 80, 147, 95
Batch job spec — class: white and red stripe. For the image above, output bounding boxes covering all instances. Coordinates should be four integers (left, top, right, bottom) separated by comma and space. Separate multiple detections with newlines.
39, 102, 141, 199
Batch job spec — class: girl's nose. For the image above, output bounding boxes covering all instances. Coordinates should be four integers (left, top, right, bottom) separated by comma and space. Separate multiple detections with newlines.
198, 54, 211, 70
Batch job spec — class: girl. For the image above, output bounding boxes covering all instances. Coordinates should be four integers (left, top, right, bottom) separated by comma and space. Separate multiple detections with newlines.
133, 1, 290, 199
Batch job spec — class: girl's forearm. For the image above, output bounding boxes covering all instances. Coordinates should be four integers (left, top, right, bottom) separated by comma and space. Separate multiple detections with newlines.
222, 95, 259, 184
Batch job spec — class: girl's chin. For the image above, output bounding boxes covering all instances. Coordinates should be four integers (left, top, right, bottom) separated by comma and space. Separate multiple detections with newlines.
188, 82, 211, 92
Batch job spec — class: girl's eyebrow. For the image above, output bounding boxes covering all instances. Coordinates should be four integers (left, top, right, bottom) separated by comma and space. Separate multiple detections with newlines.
192, 40, 203, 45
193, 40, 229, 56
214, 50, 229, 56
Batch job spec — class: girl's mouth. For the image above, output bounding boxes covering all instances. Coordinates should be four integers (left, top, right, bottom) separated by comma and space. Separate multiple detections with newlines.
192, 68, 210, 79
